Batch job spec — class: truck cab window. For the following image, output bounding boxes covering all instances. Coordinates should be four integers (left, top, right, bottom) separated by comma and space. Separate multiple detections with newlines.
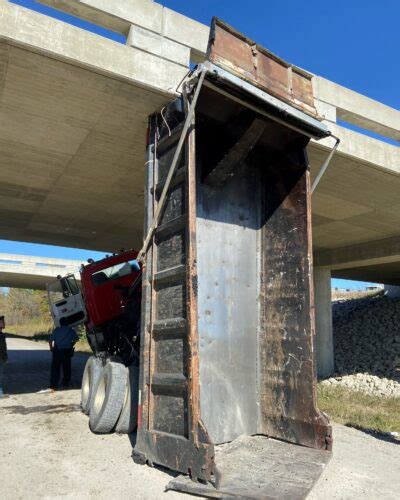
48, 275, 80, 303
91, 260, 139, 286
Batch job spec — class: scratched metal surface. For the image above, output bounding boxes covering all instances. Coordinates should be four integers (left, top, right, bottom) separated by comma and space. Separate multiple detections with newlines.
196, 164, 261, 444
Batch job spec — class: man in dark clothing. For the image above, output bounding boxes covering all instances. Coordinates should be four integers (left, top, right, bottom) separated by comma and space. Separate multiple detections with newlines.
48, 318, 78, 390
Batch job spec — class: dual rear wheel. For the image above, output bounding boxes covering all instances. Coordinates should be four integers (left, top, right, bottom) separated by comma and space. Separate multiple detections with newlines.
81, 356, 103, 415
81, 356, 139, 434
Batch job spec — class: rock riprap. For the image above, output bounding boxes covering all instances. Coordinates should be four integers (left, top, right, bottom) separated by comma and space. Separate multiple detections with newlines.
321, 295, 400, 397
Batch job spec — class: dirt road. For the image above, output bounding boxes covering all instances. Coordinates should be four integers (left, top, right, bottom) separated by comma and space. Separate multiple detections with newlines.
0, 337, 399, 499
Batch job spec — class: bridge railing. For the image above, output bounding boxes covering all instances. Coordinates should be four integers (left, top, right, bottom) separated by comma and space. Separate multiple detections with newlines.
313, 77, 399, 143
36, 0, 209, 67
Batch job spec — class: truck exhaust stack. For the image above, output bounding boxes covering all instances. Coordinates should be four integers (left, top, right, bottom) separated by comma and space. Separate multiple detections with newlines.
134, 18, 333, 498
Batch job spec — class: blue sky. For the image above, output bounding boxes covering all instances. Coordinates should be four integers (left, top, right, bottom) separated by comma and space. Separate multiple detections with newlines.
3, 0, 398, 289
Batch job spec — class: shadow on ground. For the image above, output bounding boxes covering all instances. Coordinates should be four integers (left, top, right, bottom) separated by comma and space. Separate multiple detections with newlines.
2, 403, 81, 415
346, 424, 400, 445
3, 339, 89, 395
5, 332, 47, 341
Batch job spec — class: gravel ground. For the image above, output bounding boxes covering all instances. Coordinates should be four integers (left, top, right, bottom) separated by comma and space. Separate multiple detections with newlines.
0, 338, 191, 500
0, 338, 399, 499
308, 425, 400, 500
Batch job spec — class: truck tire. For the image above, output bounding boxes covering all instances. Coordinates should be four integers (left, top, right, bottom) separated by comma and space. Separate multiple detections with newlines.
81, 356, 103, 415
89, 362, 128, 434
115, 365, 139, 434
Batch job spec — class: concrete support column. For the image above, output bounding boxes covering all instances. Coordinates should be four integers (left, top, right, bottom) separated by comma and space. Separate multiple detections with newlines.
313, 268, 334, 378
384, 285, 400, 297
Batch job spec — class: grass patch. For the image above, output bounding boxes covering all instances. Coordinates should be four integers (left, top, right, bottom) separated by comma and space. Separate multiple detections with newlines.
7, 319, 52, 339
7, 320, 91, 353
317, 383, 400, 434
74, 336, 92, 354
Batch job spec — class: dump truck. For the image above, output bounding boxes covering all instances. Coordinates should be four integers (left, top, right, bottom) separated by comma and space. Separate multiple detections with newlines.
48, 18, 339, 498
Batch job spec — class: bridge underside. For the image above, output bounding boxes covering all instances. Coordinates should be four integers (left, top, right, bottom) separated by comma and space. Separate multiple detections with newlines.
334, 262, 400, 286
0, 37, 399, 284
309, 147, 400, 285
0, 270, 62, 290
0, 40, 167, 252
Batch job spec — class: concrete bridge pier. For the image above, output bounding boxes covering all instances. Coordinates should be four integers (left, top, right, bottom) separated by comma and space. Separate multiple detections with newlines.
384, 285, 400, 298
314, 267, 334, 378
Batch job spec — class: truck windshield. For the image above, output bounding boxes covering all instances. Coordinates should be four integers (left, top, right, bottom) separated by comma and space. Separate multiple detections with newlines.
48, 276, 79, 304
91, 260, 140, 286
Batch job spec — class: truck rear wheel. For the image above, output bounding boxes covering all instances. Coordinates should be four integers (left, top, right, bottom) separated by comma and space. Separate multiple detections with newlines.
81, 356, 103, 415
115, 365, 139, 434
89, 361, 127, 434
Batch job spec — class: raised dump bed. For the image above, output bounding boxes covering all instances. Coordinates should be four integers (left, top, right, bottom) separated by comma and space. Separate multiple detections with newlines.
134, 18, 333, 498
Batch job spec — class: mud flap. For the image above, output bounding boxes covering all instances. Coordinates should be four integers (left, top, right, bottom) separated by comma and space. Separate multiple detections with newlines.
167, 435, 331, 499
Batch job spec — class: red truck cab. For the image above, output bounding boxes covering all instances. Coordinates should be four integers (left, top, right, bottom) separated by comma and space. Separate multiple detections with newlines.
47, 249, 142, 365
81, 250, 140, 331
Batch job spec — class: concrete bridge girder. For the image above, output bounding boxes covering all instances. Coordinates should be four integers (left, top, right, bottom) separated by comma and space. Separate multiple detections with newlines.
0, 254, 82, 290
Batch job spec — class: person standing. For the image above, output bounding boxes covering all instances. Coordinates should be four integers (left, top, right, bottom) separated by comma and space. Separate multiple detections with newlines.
0, 315, 8, 398
48, 318, 78, 391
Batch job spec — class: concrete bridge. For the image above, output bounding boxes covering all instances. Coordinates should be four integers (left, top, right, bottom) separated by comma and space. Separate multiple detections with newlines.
0, 253, 82, 289
0, 0, 399, 376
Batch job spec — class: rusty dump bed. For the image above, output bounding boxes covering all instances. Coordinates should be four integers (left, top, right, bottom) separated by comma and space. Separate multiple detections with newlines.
208, 18, 320, 119
133, 18, 331, 498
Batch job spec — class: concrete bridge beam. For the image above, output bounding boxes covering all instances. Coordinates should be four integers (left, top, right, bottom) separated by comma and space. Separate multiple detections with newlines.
314, 267, 334, 379
0, 254, 82, 290
384, 285, 400, 297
